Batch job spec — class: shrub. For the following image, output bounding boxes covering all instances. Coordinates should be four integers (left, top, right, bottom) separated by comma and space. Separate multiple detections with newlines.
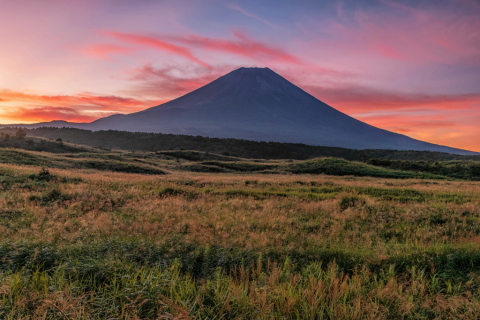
29, 189, 72, 206
339, 195, 365, 210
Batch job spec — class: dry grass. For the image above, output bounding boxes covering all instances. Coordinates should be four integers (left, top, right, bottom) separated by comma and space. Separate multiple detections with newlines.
1, 163, 480, 319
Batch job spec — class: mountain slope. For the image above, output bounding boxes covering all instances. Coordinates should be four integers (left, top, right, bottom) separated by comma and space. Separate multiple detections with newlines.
89, 67, 474, 154
2, 67, 477, 154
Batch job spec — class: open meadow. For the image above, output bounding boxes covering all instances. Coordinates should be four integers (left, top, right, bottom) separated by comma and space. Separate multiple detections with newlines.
1, 147, 480, 319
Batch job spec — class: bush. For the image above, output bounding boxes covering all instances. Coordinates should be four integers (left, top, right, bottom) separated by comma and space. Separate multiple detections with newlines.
339, 195, 365, 210
29, 189, 72, 206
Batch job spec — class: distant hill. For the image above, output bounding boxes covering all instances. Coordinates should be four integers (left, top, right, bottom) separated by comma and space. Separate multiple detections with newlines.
0, 127, 479, 180
1, 67, 477, 155
17, 127, 480, 161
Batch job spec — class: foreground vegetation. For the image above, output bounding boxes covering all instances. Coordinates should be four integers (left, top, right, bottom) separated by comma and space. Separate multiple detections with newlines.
1, 144, 480, 318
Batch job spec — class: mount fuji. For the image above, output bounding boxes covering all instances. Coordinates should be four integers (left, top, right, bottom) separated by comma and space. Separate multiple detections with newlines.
6, 67, 477, 155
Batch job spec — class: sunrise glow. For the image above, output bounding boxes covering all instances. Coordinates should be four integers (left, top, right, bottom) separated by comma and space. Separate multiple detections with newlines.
1, 0, 479, 151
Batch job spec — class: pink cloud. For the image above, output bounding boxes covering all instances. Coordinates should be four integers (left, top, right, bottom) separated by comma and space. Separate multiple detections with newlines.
166, 31, 304, 65
127, 64, 231, 98
83, 44, 133, 59
102, 31, 210, 67
103, 30, 305, 66
315, 2, 480, 66
373, 43, 406, 60
126, 64, 350, 101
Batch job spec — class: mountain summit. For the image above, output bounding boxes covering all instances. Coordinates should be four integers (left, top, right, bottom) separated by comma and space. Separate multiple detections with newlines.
6, 67, 476, 154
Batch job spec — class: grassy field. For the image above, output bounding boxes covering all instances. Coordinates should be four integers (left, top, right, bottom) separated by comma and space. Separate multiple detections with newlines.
1, 146, 480, 319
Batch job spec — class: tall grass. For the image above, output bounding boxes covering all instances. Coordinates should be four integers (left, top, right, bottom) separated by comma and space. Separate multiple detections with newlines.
1, 163, 480, 318
3, 258, 480, 319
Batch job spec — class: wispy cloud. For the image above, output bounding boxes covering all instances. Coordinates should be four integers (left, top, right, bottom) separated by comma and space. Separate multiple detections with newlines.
0, 89, 161, 124
227, 4, 278, 28
326, 2, 480, 65
301, 85, 480, 114
1, 106, 99, 123
127, 64, 231, 98
357, 113, 457, 132
83, 44, 133, 59
102, 30, 306, 66
103, 31, 211, 67
165, 31, 303, 64
0, 90, 150, 112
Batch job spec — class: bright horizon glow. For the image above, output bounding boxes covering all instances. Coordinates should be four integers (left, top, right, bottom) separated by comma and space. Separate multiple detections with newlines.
1, 0, 479, 151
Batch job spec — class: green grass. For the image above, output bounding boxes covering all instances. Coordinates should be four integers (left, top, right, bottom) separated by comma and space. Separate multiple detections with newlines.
369, 158, 480, 180
201, 160, 278, 172
4, 144, 480, 181
0, 148, 167, 175
283, 158, 449, 179
1, 240, 480, 319
198, 158, 456, 180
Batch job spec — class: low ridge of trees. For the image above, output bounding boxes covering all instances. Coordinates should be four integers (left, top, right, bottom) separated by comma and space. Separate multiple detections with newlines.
20, 127, 480, 161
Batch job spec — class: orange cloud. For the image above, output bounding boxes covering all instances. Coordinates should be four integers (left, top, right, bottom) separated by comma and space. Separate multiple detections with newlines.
356, 114, 456, 131
299, 84, 480, 114
0, 89, 168, 124
103, 31, 210, 67
439, 130, 480, 153
1, 107, 99, 123
356, 112, 480, 152
0, 90, 151, 112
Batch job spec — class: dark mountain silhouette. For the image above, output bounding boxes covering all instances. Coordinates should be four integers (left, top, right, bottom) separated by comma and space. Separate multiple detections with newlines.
2, 67, 477, 155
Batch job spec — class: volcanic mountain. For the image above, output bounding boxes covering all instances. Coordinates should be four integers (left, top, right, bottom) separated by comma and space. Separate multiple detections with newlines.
6, 67, 477, 154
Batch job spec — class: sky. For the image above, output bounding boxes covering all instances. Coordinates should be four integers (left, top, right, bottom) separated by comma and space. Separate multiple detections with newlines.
0, 0, 479, 151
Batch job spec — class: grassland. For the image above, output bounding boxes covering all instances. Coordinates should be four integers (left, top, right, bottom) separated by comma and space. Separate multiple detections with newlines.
1, 145, 480, 319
